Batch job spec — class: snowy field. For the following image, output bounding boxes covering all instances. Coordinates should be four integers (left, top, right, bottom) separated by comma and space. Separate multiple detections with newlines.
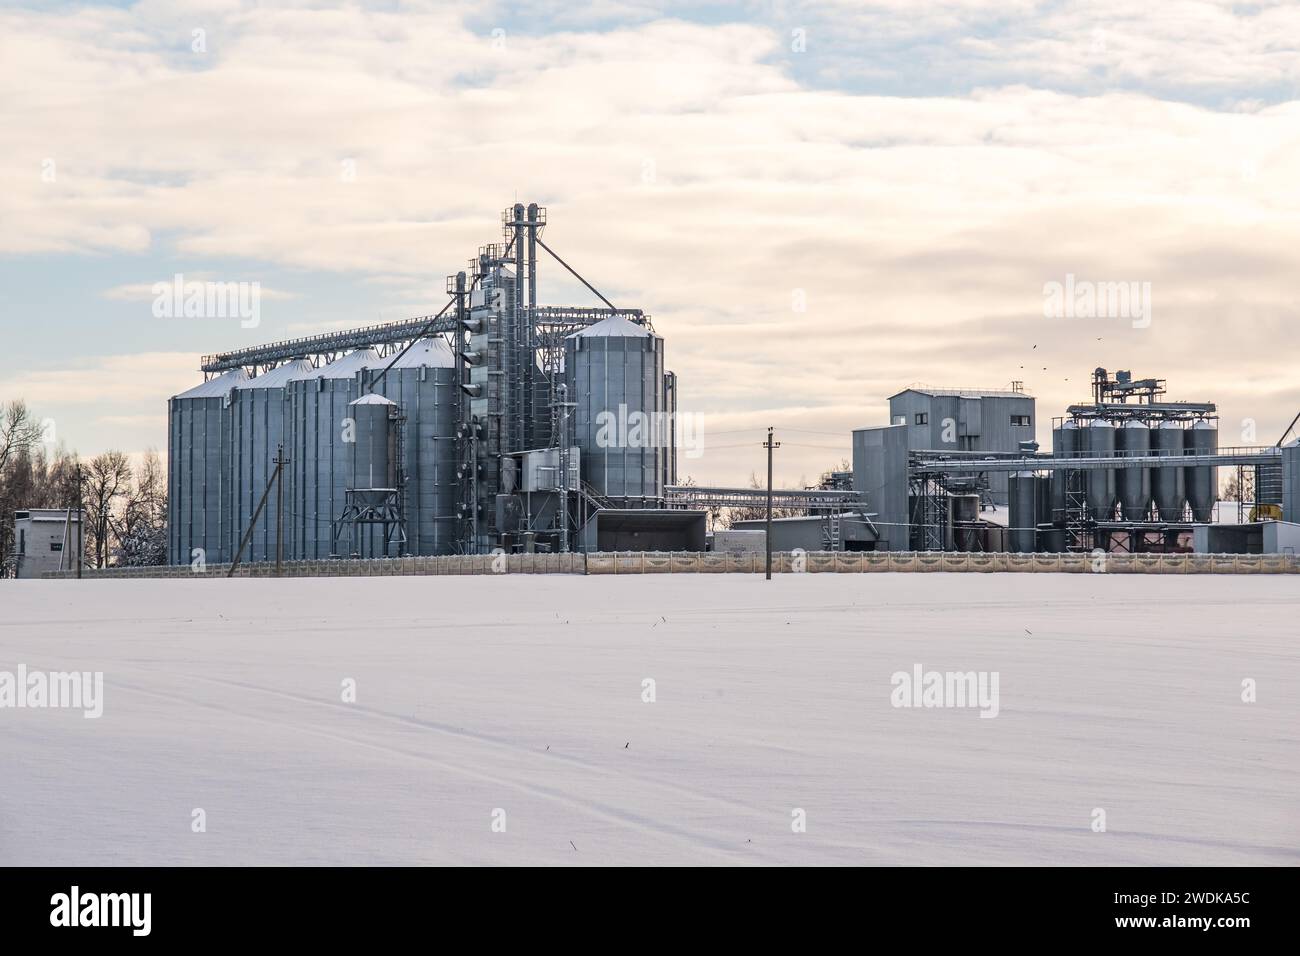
1, 574, 1296, 866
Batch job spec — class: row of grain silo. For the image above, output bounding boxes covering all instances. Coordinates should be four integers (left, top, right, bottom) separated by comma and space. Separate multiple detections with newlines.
168, 339, 459, 565
1046, 417, 1218, 523
998, 371, 1226, 552
167, 202, 685, 563
169, 317, 677, 562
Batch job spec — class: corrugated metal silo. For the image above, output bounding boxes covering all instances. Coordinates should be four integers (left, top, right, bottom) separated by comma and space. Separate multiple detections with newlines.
565, 315, 665, 505
286, 348, 380, 559
348, 393, 396, 493
1115, 419, 1151, 521
229, 359, 315, 563
1084, 419, 1116, 520
168, 368, 248, 565
1034, 474, 1053, 533
1050, 421, 1064, 506
1152, 421, 1186, 520
1008, 471, 1038, 552
368, 337, 458, 555
1051, 419, 1079, 520
1185, 419, 1218, 522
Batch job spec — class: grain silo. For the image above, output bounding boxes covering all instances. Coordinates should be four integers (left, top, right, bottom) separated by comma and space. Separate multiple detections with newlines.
229, 358, 315, 563
1083, 419, 1116, 520
285, 348, 381, 559
1050, 418, 1080, 521
367, 337, 459, 554
565, 315, 665, 505
1151, 420, 1186, 521
1008, 471, 1039, 553
168, 368, 248, 565
1185, 419, 1218, 522
333, 393, 402, 557
1115, 419, 1151, 521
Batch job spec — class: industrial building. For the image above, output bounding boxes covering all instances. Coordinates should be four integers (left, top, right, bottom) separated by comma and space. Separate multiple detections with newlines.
854, 368, 1300, 555
168, 204, 686, 564
729, 514, 878, 552
11, 508, 83, 578
888, 385, 1035, 505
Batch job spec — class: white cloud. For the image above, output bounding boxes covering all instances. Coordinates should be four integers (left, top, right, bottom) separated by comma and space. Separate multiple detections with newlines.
0, 352, 198, 406
1, 1, 1298, 479
102, 281, 299, 301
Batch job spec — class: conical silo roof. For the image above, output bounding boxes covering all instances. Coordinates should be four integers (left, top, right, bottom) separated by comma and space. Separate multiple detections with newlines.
567, 315, 653, 338
234, 358, 316, 389
172, 367, 249, 400
313, 347, 382, 380
386, 337, 455, 369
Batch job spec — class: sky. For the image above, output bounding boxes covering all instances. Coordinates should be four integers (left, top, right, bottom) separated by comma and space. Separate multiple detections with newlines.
1, 0, 1298, 486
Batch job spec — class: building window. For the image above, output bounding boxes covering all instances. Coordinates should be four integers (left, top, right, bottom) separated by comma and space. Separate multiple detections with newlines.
50, 541, 63, 552
1011, 414, 1031, 426
914, 413, 928, 425
891, 415, 905, 426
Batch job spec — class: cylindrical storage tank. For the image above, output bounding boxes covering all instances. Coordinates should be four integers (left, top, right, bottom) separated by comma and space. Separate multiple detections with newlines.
1115, 420, 1151, 521
565, 315, 665, 505
949, 493, 981, 551
287, 348, 380, 560
168, 368, 248, 565
348, 394, 396, 492
229, 359, 315, 564
1008, 471, 1038, 553
1051, 419, 1079, 521
1034, 473, 1054, 537
368, 338, 459, 555
1152, 421, 1186, 521
1084, 419, 1117, 521
1185, 419, 1218, 522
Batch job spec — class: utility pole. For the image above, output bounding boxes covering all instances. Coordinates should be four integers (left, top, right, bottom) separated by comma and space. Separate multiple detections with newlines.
74, 464, 83, 580
60, 499, 73, 573
274, 444, 287, 577
764, 427, 780, 580
228, 452, 285, 578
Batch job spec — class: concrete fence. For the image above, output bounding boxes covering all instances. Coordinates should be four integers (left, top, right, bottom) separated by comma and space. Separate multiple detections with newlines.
37, 550, 1300, 580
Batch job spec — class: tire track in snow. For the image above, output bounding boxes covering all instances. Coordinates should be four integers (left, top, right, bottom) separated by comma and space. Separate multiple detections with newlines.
108, 663, 812, 832
106, 674, 782, 863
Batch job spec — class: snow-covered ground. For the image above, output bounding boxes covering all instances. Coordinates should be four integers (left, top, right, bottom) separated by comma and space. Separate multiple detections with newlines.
1, 574, 1296, 866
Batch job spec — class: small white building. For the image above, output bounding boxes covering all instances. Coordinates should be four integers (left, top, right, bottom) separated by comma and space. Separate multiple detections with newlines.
12, 509, 83, 578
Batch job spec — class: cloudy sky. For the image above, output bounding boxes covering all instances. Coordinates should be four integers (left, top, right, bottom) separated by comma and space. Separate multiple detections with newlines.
2, 0, 1298, 485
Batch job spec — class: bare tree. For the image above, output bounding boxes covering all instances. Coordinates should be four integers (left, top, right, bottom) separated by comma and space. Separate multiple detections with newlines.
0, 400, 44, 473
116, 450, 168, 566
84, 451, 133, 568
0, 400, 61, 575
